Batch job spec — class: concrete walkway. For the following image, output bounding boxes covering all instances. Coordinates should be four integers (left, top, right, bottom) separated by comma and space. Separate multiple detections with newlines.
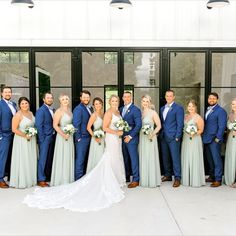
1, 181, 236, 236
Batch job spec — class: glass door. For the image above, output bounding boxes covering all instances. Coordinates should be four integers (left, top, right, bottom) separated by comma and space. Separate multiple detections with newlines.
82, 51, 118, 110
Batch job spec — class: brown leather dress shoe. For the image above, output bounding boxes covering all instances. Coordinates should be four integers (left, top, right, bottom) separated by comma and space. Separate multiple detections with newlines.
0, 181, 9, 188
128, 182, 139, 188
161, 176, 172, 182
173, 179, 181, 187
38, 181, 49, 187
210, 181, 221, 187
206, 176, 215, 183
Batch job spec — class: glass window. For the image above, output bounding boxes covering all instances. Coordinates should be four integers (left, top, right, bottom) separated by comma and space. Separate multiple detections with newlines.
35, 52, 71, 87
212, 53, 236, 87
0, 51, 29, 87
82, 52, 118, 106
124, 52, 160, 110
35, 52, 72, 108
170, 52, 205, 116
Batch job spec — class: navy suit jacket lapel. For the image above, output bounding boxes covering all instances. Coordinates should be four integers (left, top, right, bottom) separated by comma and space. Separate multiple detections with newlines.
81, 103, 90, 116
43, 104, 52, 119
207, 104, 219, 120
2, 99, 13, 115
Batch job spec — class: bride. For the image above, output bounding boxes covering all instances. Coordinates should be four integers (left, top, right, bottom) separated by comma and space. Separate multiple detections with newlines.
23, 95, 126, 212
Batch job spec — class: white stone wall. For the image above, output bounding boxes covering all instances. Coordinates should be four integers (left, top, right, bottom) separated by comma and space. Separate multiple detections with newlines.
0, 0, 236, 47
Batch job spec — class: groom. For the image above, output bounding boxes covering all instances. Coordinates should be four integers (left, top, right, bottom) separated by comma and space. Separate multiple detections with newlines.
73, 90, 92, 181
120, 91, 142, 188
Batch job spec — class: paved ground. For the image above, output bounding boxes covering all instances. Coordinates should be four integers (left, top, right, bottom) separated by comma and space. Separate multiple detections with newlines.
1, 181, 236, 236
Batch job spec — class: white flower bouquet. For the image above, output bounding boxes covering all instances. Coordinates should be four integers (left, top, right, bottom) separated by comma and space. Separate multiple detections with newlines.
185, 124, 198, 140
114, 119, 131, 132
141, 124, 154, 142
93, 128, 105, 145
62, 124, 77, 141
25, 127, 37, 141
228, 119, 236, 138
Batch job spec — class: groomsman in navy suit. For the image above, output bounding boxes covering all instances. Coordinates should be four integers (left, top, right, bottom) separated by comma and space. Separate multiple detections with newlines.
0, 86, 17, 188
202, 92, 227, 187
36, 92, 55, 187
160, 90, 184, 187
120, 91, 142, 188
73, 90, 92, 180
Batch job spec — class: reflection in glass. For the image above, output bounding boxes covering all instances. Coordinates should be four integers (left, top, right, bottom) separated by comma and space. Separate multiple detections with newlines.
211, 88, 236, 114
82, 52, 118, 86
212, 53, 236, 87
0, 51, 29, 87
170, 88, 205, 116
124, 52, 159, 87
170, 52, 205, 87
35, 52, 71, 87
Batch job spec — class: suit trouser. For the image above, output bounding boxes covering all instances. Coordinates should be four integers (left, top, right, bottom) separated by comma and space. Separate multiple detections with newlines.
38, 135, 55, 182
75, 137, 91, 181
122, 142, 140, 182
161, 137, 181, 180
0, 135, 13, 182
204, 141, 222, 182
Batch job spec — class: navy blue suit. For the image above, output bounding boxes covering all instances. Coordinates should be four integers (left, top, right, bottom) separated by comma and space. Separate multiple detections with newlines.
73, 103, 91, 180
160, 102, 184, 180
120, 104, 142, 182
202, 104, 227, 182
0, 99, 17, 182
36, 104, 55, 182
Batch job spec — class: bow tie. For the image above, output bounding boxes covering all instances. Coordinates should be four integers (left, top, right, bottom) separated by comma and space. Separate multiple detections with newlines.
8, 101, 13, 105
207, 106, 212, 110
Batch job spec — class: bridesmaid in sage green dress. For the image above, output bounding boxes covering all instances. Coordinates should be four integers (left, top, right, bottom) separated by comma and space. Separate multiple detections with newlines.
86, 97, 104, 173
224, 98, 236, 187
139, 95, 161, 187
10, 97, 37, 189
50, 95, 74, 186
181, 100, 205, 187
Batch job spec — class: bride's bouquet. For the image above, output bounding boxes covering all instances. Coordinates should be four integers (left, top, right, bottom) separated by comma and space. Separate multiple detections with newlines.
141, 124, 154, 142
93, 128, 105, 145
185, 124, 197, 140
228, 119, 236, 138
25, 127, 37, 141
114, 119, 131, 132
62, 124, 77, 140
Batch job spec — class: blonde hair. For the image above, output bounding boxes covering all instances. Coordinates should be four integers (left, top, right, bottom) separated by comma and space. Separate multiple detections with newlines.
141, 94, 155, 110
59, 94, 70, 103
109, 94, 120, 104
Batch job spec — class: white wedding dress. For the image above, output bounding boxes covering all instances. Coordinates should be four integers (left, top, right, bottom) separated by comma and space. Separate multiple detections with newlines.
23, 114, 126, 212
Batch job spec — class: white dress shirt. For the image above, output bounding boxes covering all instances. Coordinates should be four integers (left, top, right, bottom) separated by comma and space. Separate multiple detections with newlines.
163, 102, 174, 121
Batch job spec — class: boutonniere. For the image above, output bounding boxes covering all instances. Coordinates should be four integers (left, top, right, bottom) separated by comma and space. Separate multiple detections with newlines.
127, 110, 130, 113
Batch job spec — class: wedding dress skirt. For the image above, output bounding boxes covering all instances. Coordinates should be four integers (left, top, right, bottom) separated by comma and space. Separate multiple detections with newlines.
23, 114, 126, 212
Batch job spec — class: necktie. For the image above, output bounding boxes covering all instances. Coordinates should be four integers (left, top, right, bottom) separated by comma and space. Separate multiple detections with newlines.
122, 106, 127, 117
